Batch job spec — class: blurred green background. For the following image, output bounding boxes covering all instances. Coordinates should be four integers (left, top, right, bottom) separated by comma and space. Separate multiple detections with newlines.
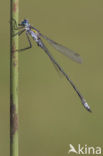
0, 0, 103, 156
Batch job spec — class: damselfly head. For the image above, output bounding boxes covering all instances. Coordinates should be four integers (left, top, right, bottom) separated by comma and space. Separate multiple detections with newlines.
19, 19, 29, 27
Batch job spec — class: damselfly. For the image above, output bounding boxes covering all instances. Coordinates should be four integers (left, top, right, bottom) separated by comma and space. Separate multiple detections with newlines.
12, 19, 91, 112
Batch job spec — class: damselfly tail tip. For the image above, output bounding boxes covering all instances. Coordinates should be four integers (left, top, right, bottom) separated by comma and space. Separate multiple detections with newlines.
82, 99, 92, 113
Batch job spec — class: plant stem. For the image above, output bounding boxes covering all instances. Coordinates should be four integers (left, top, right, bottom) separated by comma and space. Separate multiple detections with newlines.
10, 0, 19, 155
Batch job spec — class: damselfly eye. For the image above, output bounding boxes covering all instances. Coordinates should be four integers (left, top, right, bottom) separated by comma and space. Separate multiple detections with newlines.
21, 19, 29, 26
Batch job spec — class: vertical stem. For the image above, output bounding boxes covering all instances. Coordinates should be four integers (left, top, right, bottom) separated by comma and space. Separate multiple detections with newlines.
10, 0, 19, 155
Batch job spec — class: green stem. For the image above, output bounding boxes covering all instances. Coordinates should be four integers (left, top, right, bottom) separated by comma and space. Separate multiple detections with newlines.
10, 0, 19, 155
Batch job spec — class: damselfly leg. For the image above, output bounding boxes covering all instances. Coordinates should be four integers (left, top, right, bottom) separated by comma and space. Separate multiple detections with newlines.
12, 19, 32, 52
13, 31, 32, 52
17, 32, 32, 52
11, 18, 24, 30
12, 29, 25, 37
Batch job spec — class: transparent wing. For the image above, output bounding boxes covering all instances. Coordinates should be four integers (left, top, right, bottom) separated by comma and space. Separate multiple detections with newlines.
39, 33, 82, 63
31, 26, 82, 63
